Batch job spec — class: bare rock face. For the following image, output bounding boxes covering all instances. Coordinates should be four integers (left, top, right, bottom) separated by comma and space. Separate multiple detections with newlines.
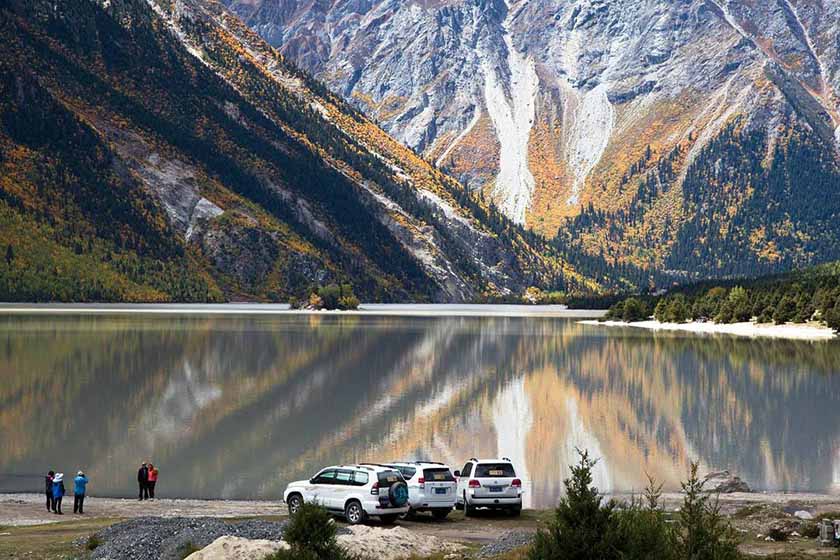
184, 536, 287, 560
703, 470, 751, 493
225, 0, 840, 232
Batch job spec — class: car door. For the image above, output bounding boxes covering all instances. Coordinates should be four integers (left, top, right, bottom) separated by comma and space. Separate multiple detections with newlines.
457, 462, 473, 502
331, 469, 355, 510
309, 469, 337, 507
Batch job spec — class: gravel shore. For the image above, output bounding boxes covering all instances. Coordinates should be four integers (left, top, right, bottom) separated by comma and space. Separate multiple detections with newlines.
88, 517, 288, 560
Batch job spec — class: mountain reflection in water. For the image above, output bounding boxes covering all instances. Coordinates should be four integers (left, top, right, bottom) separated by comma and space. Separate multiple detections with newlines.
0, 314, 838, 507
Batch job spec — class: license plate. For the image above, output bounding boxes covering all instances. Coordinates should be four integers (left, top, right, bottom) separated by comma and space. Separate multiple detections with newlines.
489, 486, 504, 492
435, 488, 447, 495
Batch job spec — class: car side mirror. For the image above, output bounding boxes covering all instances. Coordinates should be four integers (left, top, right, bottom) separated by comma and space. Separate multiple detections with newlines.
309, 478, 316, 484
453, 470, 460, 477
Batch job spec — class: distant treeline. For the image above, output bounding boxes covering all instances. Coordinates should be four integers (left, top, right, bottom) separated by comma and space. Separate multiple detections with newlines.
603, 261, 840, 332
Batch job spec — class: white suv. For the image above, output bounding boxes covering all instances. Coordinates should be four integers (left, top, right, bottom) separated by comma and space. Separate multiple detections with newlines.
387, 461, 457, 519
283, 464, 410, 525
455, 457, 523, 516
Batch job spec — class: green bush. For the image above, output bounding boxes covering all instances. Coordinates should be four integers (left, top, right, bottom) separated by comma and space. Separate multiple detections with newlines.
528, 450, 620, 560
268, 502, 355, 560
86, 534, 101, 551
528, 453, 742, 560
311, 283, 360, 310
676, 463, 741, 560
621, 298, 650, 322
613, 476, 678, 560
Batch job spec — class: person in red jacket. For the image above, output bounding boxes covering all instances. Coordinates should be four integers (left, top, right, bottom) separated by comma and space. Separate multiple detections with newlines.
147, 464, 159, 499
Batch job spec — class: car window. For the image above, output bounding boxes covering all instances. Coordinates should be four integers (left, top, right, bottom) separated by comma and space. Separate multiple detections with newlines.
423, 468, 455, 482
312, 469, 337, 484
352, 471, 369, 486
460, 463, 472, 477
396, 466, 417, 479
475, 463, 516, 477
377, 470, 404, 487
335, 470, 354, 485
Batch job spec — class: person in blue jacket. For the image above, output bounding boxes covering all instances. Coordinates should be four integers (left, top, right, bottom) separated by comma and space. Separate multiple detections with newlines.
73, 471, 89, 514
51, 472, 65, 514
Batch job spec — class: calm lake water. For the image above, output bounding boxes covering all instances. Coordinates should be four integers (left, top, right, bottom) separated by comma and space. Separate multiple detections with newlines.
1, 311, 839, 508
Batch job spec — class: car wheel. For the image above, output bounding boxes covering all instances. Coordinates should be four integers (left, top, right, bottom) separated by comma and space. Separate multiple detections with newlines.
344, 500, 365, 525
287, 494, 303, 516
464, 493, 476, 517
404, 508, 417, 520
432, 509, 450, 520
508, 506, 522, 517
380, 514, 399, 525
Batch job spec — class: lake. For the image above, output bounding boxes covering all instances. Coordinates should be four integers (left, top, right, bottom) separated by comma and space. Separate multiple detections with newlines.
1, 309, 839, 508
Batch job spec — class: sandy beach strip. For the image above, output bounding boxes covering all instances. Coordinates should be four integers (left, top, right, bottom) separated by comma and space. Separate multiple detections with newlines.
580, 319, 837, 341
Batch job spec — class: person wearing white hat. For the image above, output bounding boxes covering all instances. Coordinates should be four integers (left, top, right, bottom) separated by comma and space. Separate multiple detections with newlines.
73, 471, 89, 514
51, 473, 65, 514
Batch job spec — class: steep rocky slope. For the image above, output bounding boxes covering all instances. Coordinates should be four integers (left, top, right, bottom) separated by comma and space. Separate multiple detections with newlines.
0, 0, 580, 302
228, 0, 840, 285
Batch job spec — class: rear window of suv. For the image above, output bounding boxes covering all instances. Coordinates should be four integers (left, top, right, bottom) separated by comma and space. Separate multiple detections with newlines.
377, 470, 404, 486
423, 468, 455, 482
475, 463, 516, 477
394, 466, 417, 479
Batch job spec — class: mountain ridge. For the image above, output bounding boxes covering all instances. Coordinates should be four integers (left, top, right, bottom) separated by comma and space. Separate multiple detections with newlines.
0, 0, 592, 303
227, 0, 840, 285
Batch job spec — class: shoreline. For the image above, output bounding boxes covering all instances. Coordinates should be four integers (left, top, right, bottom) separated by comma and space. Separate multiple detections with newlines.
4, 490, 840, 527
581, 319, 837, 341
0, 303, 607, 319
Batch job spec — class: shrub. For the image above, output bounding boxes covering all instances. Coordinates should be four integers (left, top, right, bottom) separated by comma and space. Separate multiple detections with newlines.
825, 303, 840, 333
621, 298, 650, 322
528, 450, 620, 560
86, 535, 101, 551
270, 502, 354, 560
613, 476, 678, 560
675, 463, 741, 560
527, 454, 742, 560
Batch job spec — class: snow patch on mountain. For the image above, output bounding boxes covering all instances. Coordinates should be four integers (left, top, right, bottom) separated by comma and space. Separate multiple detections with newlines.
481, 1, 539, 225
565, 84, 615, 206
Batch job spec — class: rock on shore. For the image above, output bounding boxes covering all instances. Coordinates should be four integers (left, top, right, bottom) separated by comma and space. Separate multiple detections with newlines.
185, 536, 288, 559
703, 471, 752, 494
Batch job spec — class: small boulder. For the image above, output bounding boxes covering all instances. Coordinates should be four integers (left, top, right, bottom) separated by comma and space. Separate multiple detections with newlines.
702, 470, 751, 493
184, 536, 288, 560
794, 510, 814, 520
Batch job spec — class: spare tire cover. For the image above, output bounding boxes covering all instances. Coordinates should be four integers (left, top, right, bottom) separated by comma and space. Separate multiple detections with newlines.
389, 481, 409, 506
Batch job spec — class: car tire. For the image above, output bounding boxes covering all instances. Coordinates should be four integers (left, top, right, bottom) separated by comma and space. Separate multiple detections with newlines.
287, 494, 303, 516
404, 508, 417, 520
464, 493, 476, 517
380, 514, 399, 525
388, 481, 409, 507
508, 506, 522, 517
432, 509, 450, 520
344, 500, 366, 525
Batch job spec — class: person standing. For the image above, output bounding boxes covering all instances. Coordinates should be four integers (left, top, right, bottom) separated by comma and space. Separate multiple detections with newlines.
137, 462, 149, 501
147, 464, 158, 499
45, 470, 54, 512
73, 471, 88, 514
51, 472, 65, 514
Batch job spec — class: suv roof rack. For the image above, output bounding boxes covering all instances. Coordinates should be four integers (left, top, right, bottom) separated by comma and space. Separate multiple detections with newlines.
469, 457, 478, 462
357, 462, 393, 469
501, 457, 512, 462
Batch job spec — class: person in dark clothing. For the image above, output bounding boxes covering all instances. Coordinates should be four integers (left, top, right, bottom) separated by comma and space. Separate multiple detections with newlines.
45, 471, 54, 512
137, 462, 149, 500
73, 471, 88, 514
51, 473, 65, 514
